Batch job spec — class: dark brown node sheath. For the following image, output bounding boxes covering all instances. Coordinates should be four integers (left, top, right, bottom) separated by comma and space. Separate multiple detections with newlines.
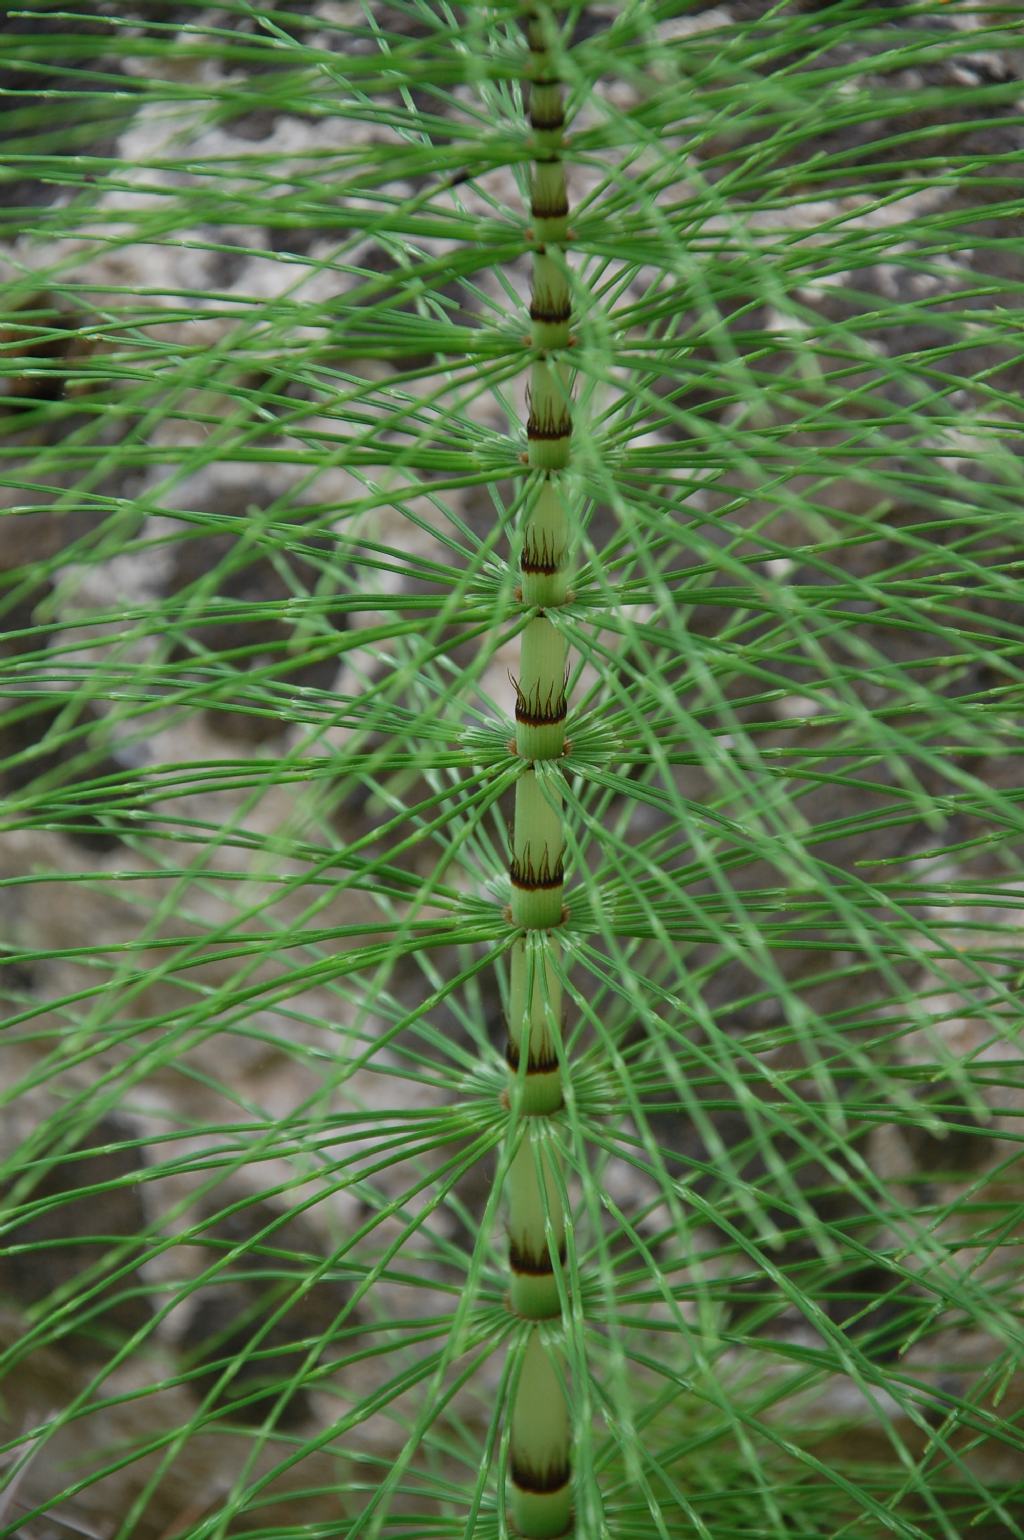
531, 189, 570, 219
521, 541, 562, 576
509, 849, 564, 891
530, 298, 571, 324
530, 105, 566, 133
526, 407, 571, 441
509, 1238, 568, 1276
511, 1454, 573, 1495
506, 1038, 559, 1074
514, 677, 568, 727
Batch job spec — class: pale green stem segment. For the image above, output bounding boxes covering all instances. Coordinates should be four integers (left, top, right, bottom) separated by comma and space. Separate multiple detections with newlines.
516, 615, 568, 761
510, 767, 564, 930
504, 4, 575, 1536
507, 1125, 565, 1318
520, 479, 570, 608
507, 934, 563, 1116
510, 1328, 573, 1539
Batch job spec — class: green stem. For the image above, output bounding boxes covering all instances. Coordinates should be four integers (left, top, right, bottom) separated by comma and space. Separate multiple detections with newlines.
503, 4, 576, 1536
507, 933, 563, 1118
510, 1328, 573, 1539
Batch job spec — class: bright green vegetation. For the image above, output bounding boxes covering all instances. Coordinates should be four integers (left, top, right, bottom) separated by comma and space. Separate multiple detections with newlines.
1, 2, 1024, 1538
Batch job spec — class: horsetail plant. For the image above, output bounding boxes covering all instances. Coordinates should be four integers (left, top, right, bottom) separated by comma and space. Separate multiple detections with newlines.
2, 2, 1024, 1537
502, 5, 575, 1535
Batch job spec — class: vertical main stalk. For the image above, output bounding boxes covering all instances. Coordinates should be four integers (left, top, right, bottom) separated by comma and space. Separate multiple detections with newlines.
505, 5, 575, 1537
